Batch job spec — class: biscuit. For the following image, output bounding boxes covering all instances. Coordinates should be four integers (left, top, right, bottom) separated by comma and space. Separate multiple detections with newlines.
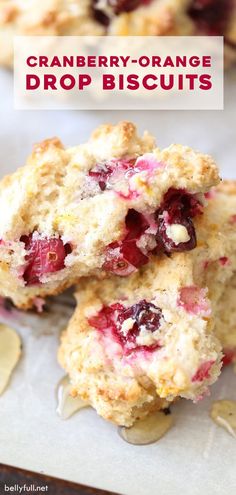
0, 0, 104, 67
58, 181, 236, 426
0, 121, 219, 309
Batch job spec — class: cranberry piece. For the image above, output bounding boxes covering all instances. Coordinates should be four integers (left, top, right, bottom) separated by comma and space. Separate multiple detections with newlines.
103, 188, 201, 275
154, 188, 201, 254
120, 239, 148, 267
125, 209, 149, 240
88, 303, 123, 331
219, 256, 230, 266
117, 300, 162, 343
204, 189, 216, 200
92, 3, 110, 26
178, 286, 211, 316
103, 240, 148, 275
21, 235, 71, 286
89, 159, 134, 192
156, 216, 196, 253
164, 188, 202, 220
192, 360, 214, 382
89, 299, 162, 354
102, 242, 139, 276
110, 0, 152, 14
103, 209, 149, 275
188, 0, 232, 35
222, 349, 236, 366
104, 189, 202, 273
89, 163, 114, 191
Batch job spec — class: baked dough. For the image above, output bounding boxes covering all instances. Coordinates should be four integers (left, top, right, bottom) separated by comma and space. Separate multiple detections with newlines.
216, 274, 236, 366
213, 182, 236, 366
0, 0, 104, 67
59, 182, 236, 426
0, 121, 219, 309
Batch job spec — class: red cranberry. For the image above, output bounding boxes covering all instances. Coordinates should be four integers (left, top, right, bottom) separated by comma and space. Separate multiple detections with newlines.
103, 209, 149, 275
89, 163, 114, 191
178, 286, 210, 316
125, 208, 149, 239
219, 256, 230, 266
222, 349, 236, 366
156, 216, 196, 253
192, 360, 214, 382
103, 240, 149, 276
104, 189, 202, 274
112, 0, 152, 14
188, 0, 232, 35
92, 2, 110, 25
102, 187, 202, 276
89, 299, 162, 354
21, 235, 71, 286
88, 303, 124, 331
154, 188, 201, 254
117, 300, 162, 342
162, 188, 202, 220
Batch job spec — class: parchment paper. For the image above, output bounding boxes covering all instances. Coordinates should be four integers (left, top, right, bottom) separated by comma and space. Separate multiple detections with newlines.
0, 68, 235, 495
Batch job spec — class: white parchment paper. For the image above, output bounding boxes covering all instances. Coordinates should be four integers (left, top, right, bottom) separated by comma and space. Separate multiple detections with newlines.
0, 68, 235, 495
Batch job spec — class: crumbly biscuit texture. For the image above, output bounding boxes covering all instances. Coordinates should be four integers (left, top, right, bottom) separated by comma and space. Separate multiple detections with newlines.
0, 0, 104, 66
58, 181, 236, 426
211, 182, 236, 364
215, 275, 236, 364
103, 0, 193, 36
0, 121, 219, 309
59, 258, 222, 426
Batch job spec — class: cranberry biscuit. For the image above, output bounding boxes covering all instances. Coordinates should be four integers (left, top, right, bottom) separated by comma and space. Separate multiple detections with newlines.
58, 181, 236, 426
95, 0, 236, 65
58, 258, 222, 427
0, 122, 219, 309
0, 0, 104, 67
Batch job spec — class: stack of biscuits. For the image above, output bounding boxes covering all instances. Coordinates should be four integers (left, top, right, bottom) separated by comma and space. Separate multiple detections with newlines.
0, 121, 235, 426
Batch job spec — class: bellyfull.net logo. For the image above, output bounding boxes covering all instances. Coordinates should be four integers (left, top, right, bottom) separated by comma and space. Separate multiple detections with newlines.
13, 35, 224, 110
3, 484, 48, 493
